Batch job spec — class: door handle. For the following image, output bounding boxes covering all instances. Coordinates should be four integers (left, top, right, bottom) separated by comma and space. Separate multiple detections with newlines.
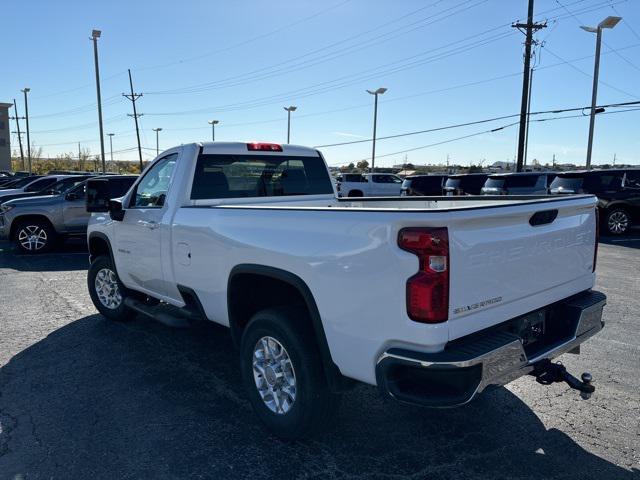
138, 220, 160, 230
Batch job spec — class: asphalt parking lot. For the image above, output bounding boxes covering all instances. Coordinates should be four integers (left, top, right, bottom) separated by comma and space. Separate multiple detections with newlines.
0, 237, 638, 480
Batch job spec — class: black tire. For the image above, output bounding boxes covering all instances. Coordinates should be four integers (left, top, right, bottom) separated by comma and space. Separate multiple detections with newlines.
87, 255, 134, 321
348, 190, 363, 197
239, 307, 339, 440
604, 208, 631, 236
13, 219, 56, 254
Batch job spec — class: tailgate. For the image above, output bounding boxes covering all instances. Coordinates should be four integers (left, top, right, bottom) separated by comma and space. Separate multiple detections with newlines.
447, 196, 597, 340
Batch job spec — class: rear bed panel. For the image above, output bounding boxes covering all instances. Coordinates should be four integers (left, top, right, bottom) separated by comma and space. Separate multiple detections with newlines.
447, 201, 596, 340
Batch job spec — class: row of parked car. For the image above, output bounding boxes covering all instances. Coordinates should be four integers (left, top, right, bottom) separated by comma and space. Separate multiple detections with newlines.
336, 169, 640, 235
0, 172, 137, 253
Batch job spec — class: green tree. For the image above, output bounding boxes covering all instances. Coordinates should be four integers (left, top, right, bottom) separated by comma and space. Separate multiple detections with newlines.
356, 160, 369, 171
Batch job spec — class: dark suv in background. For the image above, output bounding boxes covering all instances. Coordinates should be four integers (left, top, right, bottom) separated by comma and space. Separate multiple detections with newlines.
481, 172, 554, 195
443, 173, 488, 195
550, 169, 640, 235
401, 174, 447, 196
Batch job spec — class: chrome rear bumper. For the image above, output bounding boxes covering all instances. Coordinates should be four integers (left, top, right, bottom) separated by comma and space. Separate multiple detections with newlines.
376, 290, 606, 407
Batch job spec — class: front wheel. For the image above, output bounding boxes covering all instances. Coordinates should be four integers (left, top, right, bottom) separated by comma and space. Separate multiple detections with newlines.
604, 208, 631, 235
239, 307, 339, 440
87, 255, 133, 321
14, 220, 56, 254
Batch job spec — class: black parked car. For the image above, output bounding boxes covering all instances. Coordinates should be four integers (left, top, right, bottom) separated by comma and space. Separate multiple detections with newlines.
401, 175, 448, 196
481, 172, 555, 195
549, 169, 640, 235
443, 173, 488, 196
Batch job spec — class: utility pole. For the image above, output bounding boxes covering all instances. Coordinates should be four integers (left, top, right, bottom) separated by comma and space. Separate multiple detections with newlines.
523, 67, 534, 168
21, 88, 32, 174
91, 30, 106, 174
512, 0, 545, 172
107, 133, 115, 164
152, 128, 162, 156
10, 99, 25, 169
613, 153, 616, 165
123, 69, 144, 173
78, 143, 81, 166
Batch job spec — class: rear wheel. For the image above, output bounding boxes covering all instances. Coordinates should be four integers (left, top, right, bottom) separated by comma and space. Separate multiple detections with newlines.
88, 255, 133, 321
239, 307, 339, 440
604, 208, 631, 235
14, 220, 56, 254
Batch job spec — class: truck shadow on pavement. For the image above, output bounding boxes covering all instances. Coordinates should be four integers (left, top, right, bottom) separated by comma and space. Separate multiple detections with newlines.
0, 314, 637, 480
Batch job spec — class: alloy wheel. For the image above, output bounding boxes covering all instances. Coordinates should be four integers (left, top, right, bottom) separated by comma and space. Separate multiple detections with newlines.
252, 336, 297, 414
17, 225, 48, 251
94, 268, 123, 309
608, 211, 629, 234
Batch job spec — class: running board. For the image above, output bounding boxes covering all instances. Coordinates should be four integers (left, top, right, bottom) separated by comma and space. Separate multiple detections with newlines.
124, 297, 201, 328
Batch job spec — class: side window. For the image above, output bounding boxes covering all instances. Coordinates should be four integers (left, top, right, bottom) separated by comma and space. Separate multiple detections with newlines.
624, 171, 640, 189
391, 175, 403, 184
371, 175, 382, 183
25, 178, 55, 192
131, 154, 178, 208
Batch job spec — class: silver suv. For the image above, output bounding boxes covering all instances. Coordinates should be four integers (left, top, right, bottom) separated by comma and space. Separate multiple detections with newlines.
0, 175, 136, 253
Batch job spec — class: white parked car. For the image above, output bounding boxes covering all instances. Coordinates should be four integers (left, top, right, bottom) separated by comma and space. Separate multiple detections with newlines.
86, 142, 605, 439
338, 172, 403, 197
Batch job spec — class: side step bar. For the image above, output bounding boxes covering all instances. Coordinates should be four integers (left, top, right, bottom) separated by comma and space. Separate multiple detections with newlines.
124, 297, 202, 328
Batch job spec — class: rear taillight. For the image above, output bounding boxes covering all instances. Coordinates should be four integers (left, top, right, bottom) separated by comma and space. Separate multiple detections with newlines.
398, 227, 449, 323
593, 208, 599, 272
247, 142, 283, 152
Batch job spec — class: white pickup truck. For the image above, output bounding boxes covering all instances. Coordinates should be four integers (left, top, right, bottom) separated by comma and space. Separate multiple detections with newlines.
86, 142, 606, 439
338, 172, 403, 197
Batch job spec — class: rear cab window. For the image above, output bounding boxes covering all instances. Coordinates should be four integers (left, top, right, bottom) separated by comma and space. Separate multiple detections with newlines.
191, 153, 333, 199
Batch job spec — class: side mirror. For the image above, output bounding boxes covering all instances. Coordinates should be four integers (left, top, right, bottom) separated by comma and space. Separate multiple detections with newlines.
108, 199, 125, 221
86, 179, 110, 212
65, 192, 79, 201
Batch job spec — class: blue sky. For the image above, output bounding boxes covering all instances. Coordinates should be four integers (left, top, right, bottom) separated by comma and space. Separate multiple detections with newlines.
3, 0, 640, 167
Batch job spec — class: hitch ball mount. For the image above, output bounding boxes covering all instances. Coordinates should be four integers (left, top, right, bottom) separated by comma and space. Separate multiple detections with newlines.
531, 360, 595, 399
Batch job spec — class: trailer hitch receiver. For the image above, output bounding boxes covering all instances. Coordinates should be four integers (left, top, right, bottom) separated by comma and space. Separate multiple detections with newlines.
531, 360, 595, 399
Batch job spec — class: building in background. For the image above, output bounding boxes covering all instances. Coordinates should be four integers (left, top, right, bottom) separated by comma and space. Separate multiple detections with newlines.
0, 103, 11, 171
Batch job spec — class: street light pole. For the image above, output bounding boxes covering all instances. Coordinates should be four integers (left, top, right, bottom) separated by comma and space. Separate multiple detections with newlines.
21, 88, 31, 174
366, 87, 387, 172
581, 16, 621, 169
107, 133, 115, 164
152, 128, 162, 155
208, 120, 219, 141
90, 29, 106, 174
283, 106, 297, 143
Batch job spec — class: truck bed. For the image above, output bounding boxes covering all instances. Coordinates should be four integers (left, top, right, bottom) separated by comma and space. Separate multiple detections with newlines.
174, 193, 597, 384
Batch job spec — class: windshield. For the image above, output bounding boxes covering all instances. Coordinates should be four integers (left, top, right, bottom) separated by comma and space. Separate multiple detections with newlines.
4, 177, 37, 189
444, 178, 462, 189
484, 178, 505, 189
48, 177, 91, 195
550, 176, 583, 191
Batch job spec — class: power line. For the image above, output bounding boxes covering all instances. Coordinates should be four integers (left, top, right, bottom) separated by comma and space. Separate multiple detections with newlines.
316, 100, 640, 149
555, 0, 640, 72
134, 0, 356, 72
542, 46, 638, 98
335, 104, 640, 165
146, 0, 489, 96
